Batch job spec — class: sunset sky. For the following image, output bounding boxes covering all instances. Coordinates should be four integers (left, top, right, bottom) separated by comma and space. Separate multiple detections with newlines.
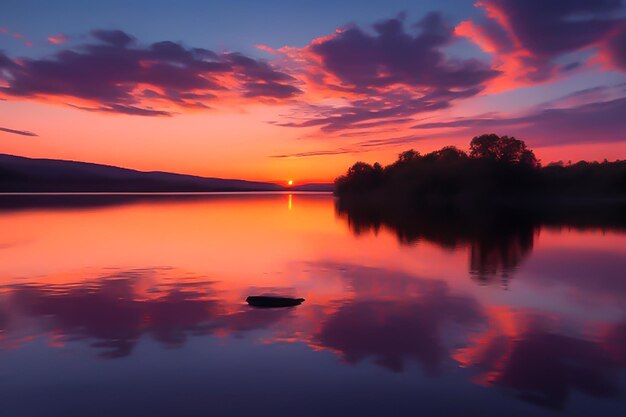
2, 0, 626, 182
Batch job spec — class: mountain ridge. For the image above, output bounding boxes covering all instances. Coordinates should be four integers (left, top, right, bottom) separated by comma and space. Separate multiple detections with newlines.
0, 154, 333, 192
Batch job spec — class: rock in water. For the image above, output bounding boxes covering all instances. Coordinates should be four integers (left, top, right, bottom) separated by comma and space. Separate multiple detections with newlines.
246, 296, 305, 308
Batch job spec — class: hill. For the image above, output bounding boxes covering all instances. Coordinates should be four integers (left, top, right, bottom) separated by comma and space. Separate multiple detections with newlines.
0, 154, 333, 192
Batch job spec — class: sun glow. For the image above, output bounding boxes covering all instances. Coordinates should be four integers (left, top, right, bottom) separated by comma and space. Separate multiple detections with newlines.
288, 180, 293, 186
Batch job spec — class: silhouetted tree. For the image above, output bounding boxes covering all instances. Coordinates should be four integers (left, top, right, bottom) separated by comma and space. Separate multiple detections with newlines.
398, 149, 421, 162
335, 161, 383, 194
335, 134, 626, 202
429, 146, 468, 162
470, 134, 539, 167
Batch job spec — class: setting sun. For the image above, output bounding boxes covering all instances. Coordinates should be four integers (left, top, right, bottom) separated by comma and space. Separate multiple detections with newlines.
288, 180, 293, 186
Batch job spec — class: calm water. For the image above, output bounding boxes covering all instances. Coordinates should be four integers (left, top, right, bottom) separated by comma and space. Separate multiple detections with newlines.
0, 193, 625, 417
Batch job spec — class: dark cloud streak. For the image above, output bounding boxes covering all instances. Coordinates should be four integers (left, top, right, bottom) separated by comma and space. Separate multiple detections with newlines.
0, 126, 38, 137
269, 134, 426, 158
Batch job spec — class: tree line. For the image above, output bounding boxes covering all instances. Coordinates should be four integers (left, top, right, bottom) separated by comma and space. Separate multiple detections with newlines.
335, 134, 626, 205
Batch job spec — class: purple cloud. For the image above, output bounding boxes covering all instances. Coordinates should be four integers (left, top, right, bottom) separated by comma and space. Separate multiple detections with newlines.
275, 14, 498, 133
0, 30, 301, 116
91, 29, 135, 47
242, 82, 301, 99
606, 24, 626, 70
459, 0, 626, 83
310, 13, 498, 92
69, 103, 174, 117
278, 87, 484, 132
412, 93, 626, 146
494, 0, 621, 56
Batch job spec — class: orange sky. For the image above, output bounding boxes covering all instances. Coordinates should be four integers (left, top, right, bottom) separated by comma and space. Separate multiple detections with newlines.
2, 99, 625, 183
2, 1, 626, 182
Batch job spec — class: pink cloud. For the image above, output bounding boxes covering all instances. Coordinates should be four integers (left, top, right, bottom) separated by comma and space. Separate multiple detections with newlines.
456, 0, 626, 91
272, 13, 499, 133
47, 34, 67, 44
0, 29, 302, 116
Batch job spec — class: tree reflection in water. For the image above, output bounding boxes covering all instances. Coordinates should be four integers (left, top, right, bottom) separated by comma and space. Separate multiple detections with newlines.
335, 198, 626, 285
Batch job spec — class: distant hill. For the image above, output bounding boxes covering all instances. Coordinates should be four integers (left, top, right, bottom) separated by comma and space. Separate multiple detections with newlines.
0, 154, 334, 192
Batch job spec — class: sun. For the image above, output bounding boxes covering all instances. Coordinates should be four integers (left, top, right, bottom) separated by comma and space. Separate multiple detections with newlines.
288, 180, 293, 186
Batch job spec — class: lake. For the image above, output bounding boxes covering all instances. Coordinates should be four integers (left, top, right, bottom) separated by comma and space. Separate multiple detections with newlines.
0, 193, 625, 417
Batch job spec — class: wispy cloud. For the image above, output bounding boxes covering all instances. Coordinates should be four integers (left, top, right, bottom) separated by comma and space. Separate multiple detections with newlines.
412, 92, 626, 146
0, 126, 38, 137
269, 134, 426, 158
270, 148, 360, 158
47, 34, 67, 44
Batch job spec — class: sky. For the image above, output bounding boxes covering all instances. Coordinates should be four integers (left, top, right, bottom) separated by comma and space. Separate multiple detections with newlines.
1, 0, 626, 183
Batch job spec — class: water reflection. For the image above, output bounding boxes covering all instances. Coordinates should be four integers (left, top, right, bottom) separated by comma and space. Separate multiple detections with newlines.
307, 263, 485, 374
0, 269, 297, 358
308, 262, 626, 410
336, 199, 626, 284
0, 193, 215, 212
0, 194, 625, 416
2, 271, 216, 357
456, 310, 626, 410
1, 260, 624, 413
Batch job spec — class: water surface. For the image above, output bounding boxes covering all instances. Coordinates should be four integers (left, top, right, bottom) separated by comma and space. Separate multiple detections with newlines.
0, 193, 625, 417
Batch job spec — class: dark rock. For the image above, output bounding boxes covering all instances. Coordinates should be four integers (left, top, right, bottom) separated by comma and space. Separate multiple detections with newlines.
246, 296, 305, 308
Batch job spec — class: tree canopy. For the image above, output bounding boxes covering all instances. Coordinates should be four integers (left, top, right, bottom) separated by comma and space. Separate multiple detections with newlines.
469, 134, 538, 167
335, 134, 626, 204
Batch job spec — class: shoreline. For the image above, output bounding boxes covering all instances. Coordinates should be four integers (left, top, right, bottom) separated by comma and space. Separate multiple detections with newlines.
0, 191, 333, 196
